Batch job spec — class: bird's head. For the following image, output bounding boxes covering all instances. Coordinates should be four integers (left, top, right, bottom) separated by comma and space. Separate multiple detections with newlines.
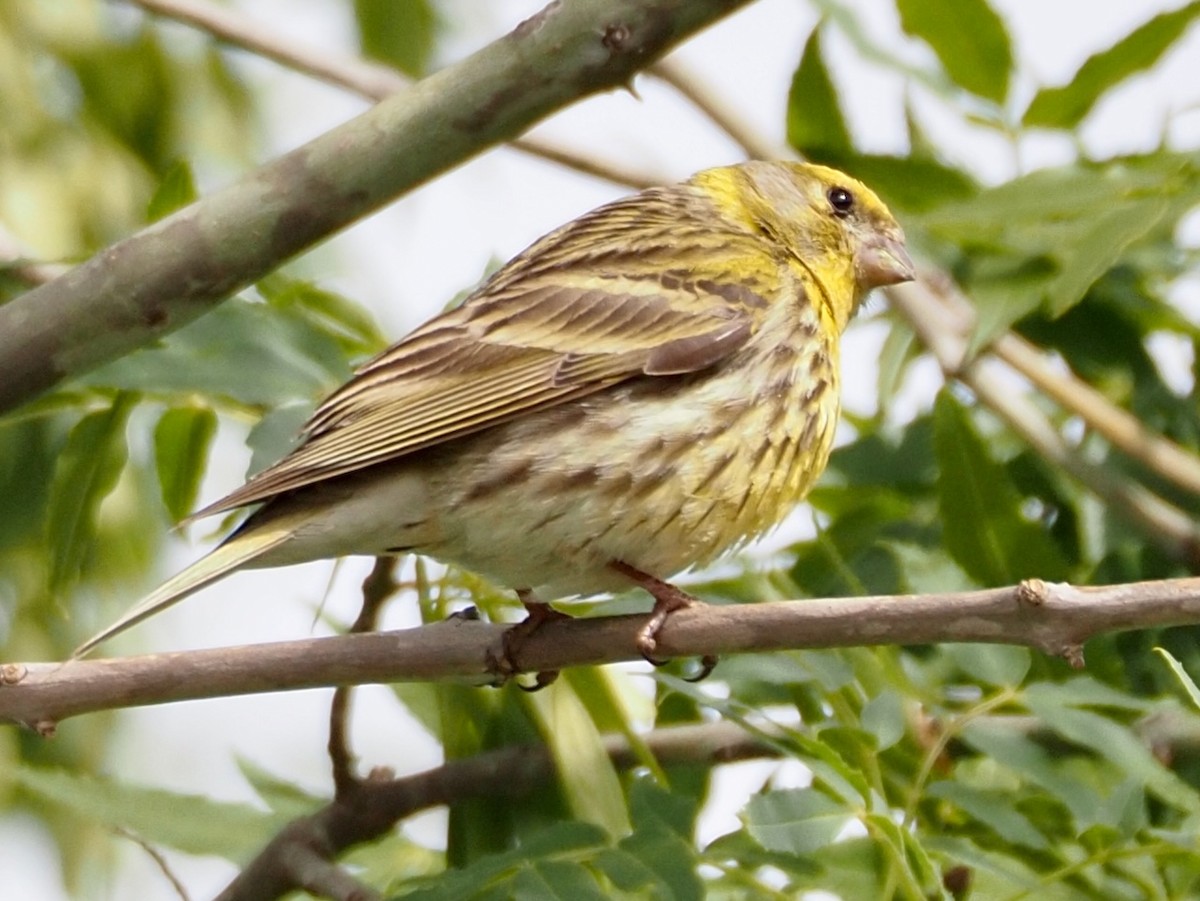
713, 161, 914, 329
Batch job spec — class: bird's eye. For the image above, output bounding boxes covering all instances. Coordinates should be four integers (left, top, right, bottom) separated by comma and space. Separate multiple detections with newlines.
828, 186, 854, 217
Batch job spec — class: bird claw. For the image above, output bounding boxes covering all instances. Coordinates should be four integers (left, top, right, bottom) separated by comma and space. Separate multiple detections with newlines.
617, 561, 719, 682
484, 596, 568, 691
685, 655, 719, 682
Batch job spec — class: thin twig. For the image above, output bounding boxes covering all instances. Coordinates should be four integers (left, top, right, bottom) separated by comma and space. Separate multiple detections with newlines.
887, 280, 1200, 568
920, 273, 1200, 501
993, 331, 1200, 499
649, 59, 784, 161
124, 0, 659, 190
112, 827, 192, 901
328, 556, 399, 797
218, 720, 773, 901
8, 577, 1200, 726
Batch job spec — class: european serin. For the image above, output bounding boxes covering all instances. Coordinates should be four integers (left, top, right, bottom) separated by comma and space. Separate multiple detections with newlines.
76, 161, 914, 679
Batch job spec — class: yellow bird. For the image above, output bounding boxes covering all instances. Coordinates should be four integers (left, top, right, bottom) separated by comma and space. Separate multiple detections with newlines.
76, 161, 914, 681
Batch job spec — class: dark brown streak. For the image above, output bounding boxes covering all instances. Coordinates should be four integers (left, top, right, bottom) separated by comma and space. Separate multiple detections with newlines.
695, 279, 769, 309
692, 450, 738, 498
461, 459, 536, 503
547, 465, 602, 494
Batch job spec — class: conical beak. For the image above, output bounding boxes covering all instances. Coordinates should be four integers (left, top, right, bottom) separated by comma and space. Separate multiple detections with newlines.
857, 229, 915, 289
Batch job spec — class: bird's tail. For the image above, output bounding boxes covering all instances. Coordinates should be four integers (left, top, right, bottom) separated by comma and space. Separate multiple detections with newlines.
72, 525, 293, 658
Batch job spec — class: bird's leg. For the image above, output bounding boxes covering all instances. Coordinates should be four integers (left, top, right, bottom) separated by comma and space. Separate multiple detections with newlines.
485, 589, 569, 691
609, 560, 718, 682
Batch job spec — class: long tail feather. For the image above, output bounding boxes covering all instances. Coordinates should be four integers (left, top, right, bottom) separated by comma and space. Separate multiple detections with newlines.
73, 526, 293, 658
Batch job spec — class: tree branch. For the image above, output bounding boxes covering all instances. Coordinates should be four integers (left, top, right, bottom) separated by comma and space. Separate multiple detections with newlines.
648, 60, 784, 161
217, 720, 772, 901
124, 0, 663, 190
6, 577, 1200, 729
0, 0, 750, 413
328, 557, 399, 797
912, 272, 1200, 502
887, 280, 1200, 569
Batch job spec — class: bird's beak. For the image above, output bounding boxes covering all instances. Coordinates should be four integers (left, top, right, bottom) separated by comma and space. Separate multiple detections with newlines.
857, 230, 915, 289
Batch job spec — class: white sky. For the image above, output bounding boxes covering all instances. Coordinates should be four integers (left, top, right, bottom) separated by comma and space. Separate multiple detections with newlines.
6, 1, 1200, 897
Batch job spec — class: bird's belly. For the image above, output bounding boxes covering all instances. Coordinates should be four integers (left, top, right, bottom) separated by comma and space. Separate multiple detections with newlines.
424, 353, 839, 599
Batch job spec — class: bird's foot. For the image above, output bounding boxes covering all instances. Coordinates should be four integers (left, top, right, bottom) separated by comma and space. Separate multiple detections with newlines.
484, 591, 569, 691
609, 561, 718, 682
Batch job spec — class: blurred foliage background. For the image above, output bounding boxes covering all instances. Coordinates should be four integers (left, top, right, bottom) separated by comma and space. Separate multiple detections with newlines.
2, 1, 1200, 899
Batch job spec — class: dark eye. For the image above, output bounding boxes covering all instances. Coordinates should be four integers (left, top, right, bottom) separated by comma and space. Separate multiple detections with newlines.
828, 186, 854, 217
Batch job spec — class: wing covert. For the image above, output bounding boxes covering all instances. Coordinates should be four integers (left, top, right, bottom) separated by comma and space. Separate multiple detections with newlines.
194, 188, 777, 517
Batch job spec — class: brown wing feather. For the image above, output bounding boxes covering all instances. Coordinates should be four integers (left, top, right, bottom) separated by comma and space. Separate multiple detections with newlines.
194, 184, 775, 518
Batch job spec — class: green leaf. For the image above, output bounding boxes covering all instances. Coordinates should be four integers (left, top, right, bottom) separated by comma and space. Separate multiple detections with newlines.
1155, 646, 1200, 711
915, 154, 1200, 342
809, 0, 950, 99
876, 318, 918, 409
860, 690, 905, 751
787, 27, 852, 156
896, 0, 1012, 103
256, 274, 386, 358
1024, 683, 1200, 814
525, 682, 630, 838
45, 393, 136, 592
862, 812, 942, 896
656, 674, 870, 807
927, 781, 1049, 850
628, 777, 697, 840
84, 298, 349, 407
932, 391, 1069, 585
1024, 676, 1152, 713
879, 540, 971, 595
1041, 197, 1168, 316
153, 405, 217, 521
16, 766, 281, 863
245, 402, 311, 476
235, 757, 322, 821
398, 823, 609, 901
743, 788, 851, 855
958, 721, 1100, 823
390, 682, 443, 742
773, 835, 888, 896
920, 835, 1045, 894
145, 159, 197, 221
808, 152, 978, 213
354, 0, 437, 77
944, 644, 1031, 687
619, 815, 704, 901
509, 860, 608, 901
963, 256, 1057, 355
592, 848, 664, 895
1024, 1, 1200, 128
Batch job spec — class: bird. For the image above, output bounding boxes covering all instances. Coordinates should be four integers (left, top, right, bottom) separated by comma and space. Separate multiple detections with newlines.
74, 161, 914, 683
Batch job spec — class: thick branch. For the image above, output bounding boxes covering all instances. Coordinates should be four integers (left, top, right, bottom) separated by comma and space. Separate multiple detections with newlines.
125, 0, 662, 190
6, 577, 1200, 729
0, 0, 750, 413
217, 721, 770, 901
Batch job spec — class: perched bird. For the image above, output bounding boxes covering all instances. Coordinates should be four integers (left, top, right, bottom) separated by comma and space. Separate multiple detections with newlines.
75, 161, 913, 681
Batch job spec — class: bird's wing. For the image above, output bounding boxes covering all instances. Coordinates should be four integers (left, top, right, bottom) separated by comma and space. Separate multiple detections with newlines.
195, 198, 773, 517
